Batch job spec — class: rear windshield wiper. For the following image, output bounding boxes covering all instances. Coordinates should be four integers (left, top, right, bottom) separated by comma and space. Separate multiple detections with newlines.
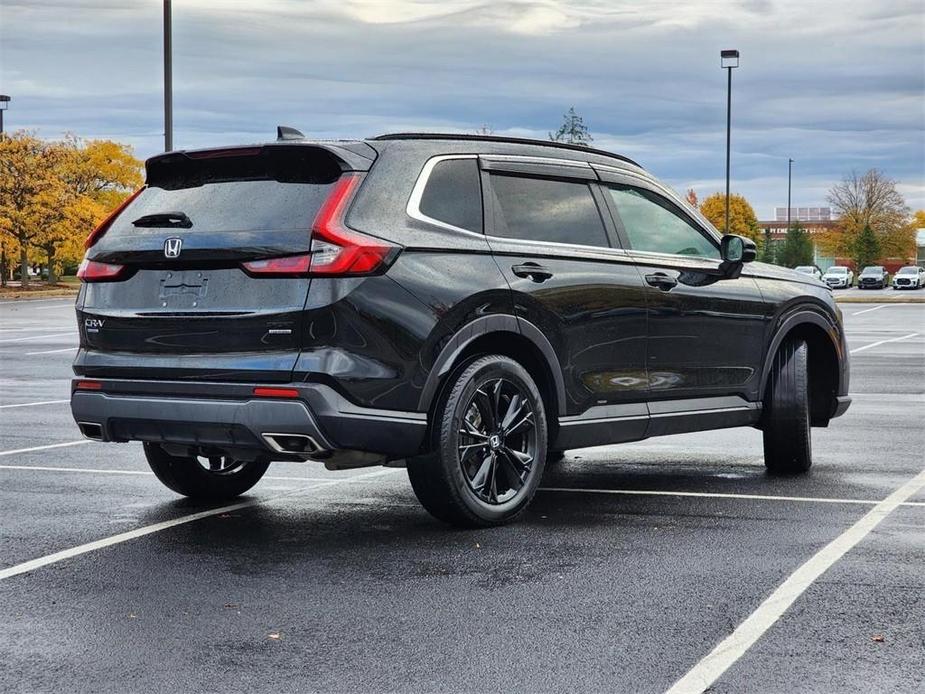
132, 211, 193, 228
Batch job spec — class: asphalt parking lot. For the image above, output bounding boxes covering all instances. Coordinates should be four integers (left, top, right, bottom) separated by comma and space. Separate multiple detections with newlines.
1, 298, 923, 694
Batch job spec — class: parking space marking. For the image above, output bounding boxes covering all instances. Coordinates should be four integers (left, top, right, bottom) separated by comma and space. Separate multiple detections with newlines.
849, 332, 918, 354
0, 468, 399, 582
0, 464, 369, 484
539, 487, 925, 507
0, 332, 75, 344
24, 346, 77, 355
0, 441, 90, 457
0, 399, 69, 409
850, 305, 886, 316
664, 467, 925, 694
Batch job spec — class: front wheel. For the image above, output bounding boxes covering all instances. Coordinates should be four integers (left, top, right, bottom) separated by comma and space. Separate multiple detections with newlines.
143, 443, 270, 501
407, 355, 548, 527
762, 339, 812, 474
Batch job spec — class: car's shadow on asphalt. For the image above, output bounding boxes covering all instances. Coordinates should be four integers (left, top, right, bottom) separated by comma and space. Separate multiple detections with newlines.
125, 454, 869, 586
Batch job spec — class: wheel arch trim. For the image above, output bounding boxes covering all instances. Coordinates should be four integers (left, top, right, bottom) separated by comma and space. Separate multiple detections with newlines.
758, 308, 847, 398
417, 314, 566, 416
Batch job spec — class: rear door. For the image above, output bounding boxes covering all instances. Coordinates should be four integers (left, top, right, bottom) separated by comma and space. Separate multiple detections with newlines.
75, 145, 368, 382
481, 157, 649, 431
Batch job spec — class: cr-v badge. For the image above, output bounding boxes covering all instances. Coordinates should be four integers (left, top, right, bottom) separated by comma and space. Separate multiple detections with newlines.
164, 237, 183, 258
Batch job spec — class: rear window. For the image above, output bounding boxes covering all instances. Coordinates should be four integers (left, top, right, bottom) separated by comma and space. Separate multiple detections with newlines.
418, 158, 482, 233
110, 147, 342, 235
487, 173, 609, 247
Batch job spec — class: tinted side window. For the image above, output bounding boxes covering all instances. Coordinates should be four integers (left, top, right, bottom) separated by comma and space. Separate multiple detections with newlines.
488, 173, 609, 247
608, 185, 719, 259
418, 158, 483, 233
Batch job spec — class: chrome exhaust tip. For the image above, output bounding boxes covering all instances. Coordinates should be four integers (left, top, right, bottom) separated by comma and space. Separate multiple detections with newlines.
262, 433, 321, 455
77, 422, 104, 441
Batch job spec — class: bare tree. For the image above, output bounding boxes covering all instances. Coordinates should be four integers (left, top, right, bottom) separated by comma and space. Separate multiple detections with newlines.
827, 169, 908, 232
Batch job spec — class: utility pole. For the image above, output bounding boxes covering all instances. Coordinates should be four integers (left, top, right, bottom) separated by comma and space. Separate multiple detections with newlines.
720, 50, 739, 234
164, 0, 173, 151
787, 158, 794, 232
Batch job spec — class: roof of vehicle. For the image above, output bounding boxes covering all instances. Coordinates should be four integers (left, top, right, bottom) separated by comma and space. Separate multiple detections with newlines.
371, 132, 643, 169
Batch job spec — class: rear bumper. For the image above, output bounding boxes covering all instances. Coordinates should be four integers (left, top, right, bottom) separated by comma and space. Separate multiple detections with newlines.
70, 378, 427, 459
832, 395, 851, 419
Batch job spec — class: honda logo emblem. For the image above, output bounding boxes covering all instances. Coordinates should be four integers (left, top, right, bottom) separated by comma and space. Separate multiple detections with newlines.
163, 237, 183, 258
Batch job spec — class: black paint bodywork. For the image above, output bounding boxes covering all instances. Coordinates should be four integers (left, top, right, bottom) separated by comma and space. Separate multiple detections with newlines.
72, 136, 850, 460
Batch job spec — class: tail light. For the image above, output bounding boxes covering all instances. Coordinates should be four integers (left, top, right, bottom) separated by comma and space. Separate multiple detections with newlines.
77, 259, 127, 282
241, 173, 398, 278
85, 187, 144, 249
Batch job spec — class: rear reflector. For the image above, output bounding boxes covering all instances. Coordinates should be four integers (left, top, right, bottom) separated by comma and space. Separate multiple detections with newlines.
75, 380, 103, 390
77, 259, 127, 282
85, 187, 144, 249
252, 387, 300, 399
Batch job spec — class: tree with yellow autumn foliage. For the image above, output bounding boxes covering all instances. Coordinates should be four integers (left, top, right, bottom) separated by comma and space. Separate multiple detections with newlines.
0, 131, 142, 287
698, 192, 762, 243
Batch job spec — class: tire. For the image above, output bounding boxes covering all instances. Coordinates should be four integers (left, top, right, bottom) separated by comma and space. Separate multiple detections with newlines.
762, 339, 812, 475
143, 442, 270, 501
406, 355, 548, 527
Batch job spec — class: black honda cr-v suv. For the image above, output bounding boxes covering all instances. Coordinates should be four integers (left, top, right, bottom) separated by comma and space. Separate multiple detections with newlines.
71, 130, 850, 526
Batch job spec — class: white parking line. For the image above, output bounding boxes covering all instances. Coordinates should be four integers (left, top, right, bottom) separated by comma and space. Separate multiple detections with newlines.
0, 464, 371, 484
0, 468, 399, 582
850, 305, 886, 316
0, 440, 90, 457
0, 399, 70, 409
849, 332, 918, 354
0, 332, 74, 343
24, 346, 77, 355
664, 467, 925, 694
541, 487, 893, 506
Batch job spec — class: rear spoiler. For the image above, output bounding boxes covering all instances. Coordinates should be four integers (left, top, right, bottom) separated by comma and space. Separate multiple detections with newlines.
145, 142, 378, 189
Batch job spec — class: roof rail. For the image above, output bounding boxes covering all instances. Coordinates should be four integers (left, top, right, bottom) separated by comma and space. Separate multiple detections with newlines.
371, 132, 642, 168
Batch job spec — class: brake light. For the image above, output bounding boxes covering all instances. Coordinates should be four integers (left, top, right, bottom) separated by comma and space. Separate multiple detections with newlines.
253, 387, 300, 399
242, 254, 312, 276
309, 173, 396, 276
77, 259, 127, 282
85, 187, 144, 249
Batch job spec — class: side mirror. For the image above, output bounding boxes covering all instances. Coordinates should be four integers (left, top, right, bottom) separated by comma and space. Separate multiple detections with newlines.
720, 234, 756, 264
719, 234, 756, 279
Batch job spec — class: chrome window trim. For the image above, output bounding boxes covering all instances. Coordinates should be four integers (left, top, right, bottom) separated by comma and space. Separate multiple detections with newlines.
406, 154, 481, 235
480, 154, 592, 169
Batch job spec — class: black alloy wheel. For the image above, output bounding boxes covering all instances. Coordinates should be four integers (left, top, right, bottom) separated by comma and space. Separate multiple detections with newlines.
407, 355, 548, 527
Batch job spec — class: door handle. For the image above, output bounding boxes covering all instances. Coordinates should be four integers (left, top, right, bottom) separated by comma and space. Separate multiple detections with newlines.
645, 272, 678, 291
512, 263, 553, 282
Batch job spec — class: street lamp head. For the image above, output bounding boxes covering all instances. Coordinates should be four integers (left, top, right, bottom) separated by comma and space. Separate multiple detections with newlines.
720, 50, 740, 69
0, 95, 10, 111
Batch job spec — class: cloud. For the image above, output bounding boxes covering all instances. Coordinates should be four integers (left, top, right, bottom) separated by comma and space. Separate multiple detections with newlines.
1, 0, 922, 214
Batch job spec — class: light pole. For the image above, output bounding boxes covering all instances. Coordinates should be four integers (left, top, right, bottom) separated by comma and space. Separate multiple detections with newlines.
0, 95, 10, 136
164, 0, 173, 151
787, 158, 794, 232
721, 49, 739, 234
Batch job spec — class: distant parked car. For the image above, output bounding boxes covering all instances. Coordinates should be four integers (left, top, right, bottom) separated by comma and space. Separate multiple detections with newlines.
794, 265, 823, 281
822, 265, 853, 289
892, 266, 925, 290
858, 266, 889, 289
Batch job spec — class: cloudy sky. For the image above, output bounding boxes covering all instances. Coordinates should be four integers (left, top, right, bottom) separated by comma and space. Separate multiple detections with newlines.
2, 0, 923, 216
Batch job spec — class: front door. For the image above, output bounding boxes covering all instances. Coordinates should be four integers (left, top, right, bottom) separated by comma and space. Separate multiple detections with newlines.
599, 175, 769, 420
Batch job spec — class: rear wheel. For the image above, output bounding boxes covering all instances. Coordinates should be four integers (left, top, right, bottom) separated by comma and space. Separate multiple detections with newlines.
407, 355, 547, 527
143, 442, 270, 501
762, 339, 812, 475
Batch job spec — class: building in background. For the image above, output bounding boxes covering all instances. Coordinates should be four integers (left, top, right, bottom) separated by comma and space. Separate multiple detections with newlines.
917, 229, 925, 266
759, 207, 838, 269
